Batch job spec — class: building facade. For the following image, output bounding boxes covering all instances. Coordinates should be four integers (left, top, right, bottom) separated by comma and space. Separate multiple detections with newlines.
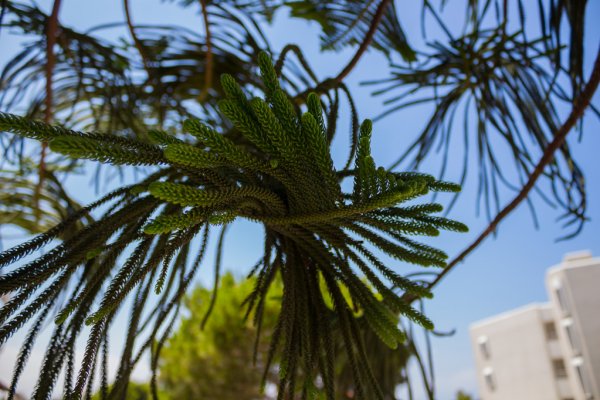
470, 251, 600, 400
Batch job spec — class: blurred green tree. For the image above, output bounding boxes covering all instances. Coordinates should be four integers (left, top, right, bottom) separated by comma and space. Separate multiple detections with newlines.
455, 390, 474, 400
159, 272, 281, 399
158, 273, 418, 399
91, 382, 153, 400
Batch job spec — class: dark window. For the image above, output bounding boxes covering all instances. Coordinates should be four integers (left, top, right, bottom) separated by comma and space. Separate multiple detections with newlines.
479, 337, 491, 360
574, 363, 592, 398
553, 359, 568, 379
555, 286, 570, 315
564, 321, 581, 355
484, 370, 496, 392
545, 322, 558, 341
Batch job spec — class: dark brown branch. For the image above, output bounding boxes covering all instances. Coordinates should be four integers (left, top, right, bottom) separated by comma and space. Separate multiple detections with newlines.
35, 0, 62, 221
334, 0, 391, 83
44, 0, 61, 124
123, 0, 152, 77
292, 0, 391, 103
501, 0, 508, 39
0, 0, 8, 38
198, 0, 214, 102
404, 46, 600, 303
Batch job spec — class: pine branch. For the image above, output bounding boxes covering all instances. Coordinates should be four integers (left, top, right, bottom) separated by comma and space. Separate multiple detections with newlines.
198, 0, 213, 102
404, 46, 600, 304
34, 0, 62, 223
123, 0, 152, 80
291, 0, 393, 101
0, 53, 467, 399
334, 0, 391, 82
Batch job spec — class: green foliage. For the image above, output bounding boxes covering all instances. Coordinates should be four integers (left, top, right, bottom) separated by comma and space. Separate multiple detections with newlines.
0, 1, 595, 398
49, 136, 165, 166
364, 3, 592, 235
159, 272, 281, 399
0, 169, 88, 236
0, 53, 466, 399
332, 324, 412, 399
0, 1, 269, 140
0, 0, 592, 237
91, 382, 154, 400
155, 273, 414, 400
143, 208, 206, 235
455, 390, 474, 400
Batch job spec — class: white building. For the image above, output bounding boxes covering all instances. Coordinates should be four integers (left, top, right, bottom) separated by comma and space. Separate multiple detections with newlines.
470, 251, 600, 400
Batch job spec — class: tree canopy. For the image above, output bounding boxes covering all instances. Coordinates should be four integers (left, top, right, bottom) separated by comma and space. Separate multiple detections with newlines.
0, 1, 598, 399
158, 273, 418, 399
159, 272, 282, 399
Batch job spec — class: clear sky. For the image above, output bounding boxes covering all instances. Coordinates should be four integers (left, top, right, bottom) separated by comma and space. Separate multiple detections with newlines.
1, 1, 599, 398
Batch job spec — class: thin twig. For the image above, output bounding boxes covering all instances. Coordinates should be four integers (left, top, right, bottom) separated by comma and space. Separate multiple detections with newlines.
35, 0, 62, 221
293, 0, 392, 102
334, 0, 391, 82
501, 0, 508, 37
404, 46, 600, 303
0, 0, 8, 38
198, 0, 214, 102
123, 0, 152, 78
44, 0, 62, 130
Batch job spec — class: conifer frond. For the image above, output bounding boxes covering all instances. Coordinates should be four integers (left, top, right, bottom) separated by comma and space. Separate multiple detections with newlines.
0, 52, 466, 399
49, 136, 165, 166
148, 129, 183, 145
366, 11, 590, 233
163, 143, 227, 169
286, 0, 416, 61
143, 208, 207, 235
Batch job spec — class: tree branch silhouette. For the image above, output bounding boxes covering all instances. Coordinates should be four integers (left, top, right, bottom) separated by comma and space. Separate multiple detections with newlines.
198, 0, 214, 102
404, 46, 600, 304
34, 0, 62, 221
293, 0, 392, 101
334, 0, 391, 82
123, 0, 152, 77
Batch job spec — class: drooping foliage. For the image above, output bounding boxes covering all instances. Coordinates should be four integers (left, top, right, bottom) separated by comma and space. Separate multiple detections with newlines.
0, 53, 466, 399
0, 0, 597, 399
0, 0, 593, 235
0, 1, 269, 138
287, 0, 416, 61
154, 272, 415, 399
0, 168, 88, 235
364, 2, 595, 235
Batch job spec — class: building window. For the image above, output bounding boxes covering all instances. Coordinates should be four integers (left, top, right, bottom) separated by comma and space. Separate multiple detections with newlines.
483, 367, 495, 392
573, 358, 592, 399
478, 336, 490, 360
552, 359, 568, 379
562, 319, 581, 355
544, 322, 558, 341
553, 280, 570, 315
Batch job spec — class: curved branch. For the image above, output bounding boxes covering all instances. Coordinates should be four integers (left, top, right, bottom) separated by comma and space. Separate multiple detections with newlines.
0, 0, 8, 38
44, 0, 62, 124
36, 0, 62, 220
123, 0, 152, 78
334, 0, 391, 82
404, 46, 600, 303
198, 0, 214, 102
292, 0, 391, 102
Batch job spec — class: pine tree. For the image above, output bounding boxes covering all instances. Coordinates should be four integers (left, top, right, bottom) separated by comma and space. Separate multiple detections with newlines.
0, 53, 466, 399
0, 1, 597, 399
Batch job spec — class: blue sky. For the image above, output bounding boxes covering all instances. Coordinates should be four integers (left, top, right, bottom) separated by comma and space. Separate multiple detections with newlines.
1, 0, 599, 398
